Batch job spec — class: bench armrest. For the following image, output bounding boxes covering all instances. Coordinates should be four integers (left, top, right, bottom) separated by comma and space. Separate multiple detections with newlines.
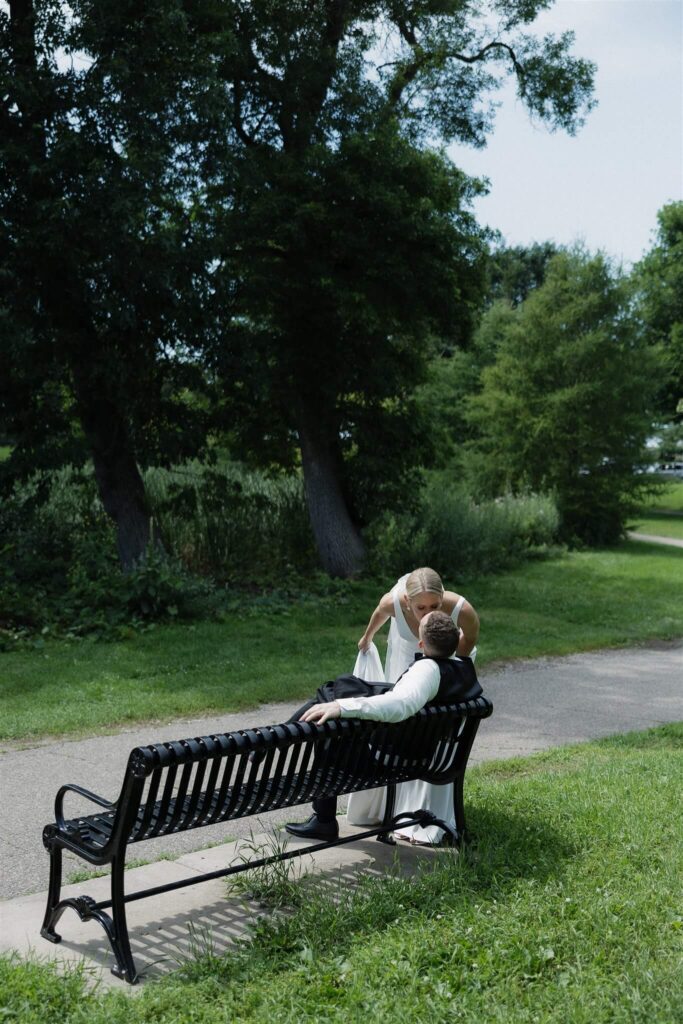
55, 784, 116, 831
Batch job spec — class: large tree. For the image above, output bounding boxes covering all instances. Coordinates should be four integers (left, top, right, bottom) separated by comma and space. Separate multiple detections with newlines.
2, 1, 596, 576
465, 250, 661, 544
0, 0, 231, 567
487, 241, 560, 307
206, 0, 596, 575
633, 202, 683, 423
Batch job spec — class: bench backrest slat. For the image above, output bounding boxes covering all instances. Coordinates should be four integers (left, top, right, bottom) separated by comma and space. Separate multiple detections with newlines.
194, 750, 224, 828
148, 762, 178, 838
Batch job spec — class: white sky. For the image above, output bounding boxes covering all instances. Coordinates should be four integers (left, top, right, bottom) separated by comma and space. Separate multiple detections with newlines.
450, 0, 683, 266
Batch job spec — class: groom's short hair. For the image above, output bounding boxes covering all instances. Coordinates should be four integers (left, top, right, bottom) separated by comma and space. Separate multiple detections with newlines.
421, 611, 460, 658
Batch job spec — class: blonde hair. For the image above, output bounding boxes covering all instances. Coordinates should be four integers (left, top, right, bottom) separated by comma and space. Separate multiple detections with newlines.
405, 567, 444, 601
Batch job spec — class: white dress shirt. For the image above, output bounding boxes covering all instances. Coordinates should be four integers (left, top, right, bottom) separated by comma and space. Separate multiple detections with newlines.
337, 657, 442, 724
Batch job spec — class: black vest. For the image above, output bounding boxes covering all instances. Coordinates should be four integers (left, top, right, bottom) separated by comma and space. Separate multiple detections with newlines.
317, 653, 482, 707
407, 652, 482, 704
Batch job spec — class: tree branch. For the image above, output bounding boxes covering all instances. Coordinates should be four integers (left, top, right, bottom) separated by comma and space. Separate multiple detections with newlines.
231, 79, 256, 147
387, 31, 526, 108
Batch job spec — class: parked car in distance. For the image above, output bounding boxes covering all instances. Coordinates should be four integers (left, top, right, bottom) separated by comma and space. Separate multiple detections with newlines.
656, 462, 683, 478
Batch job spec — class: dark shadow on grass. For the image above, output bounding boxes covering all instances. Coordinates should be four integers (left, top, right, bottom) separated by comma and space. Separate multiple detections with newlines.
175, 805, 576, 986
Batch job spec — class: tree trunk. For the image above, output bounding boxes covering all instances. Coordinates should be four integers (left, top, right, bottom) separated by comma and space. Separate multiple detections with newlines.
297, 405, 365, 577
9, 0, 155, 572
91, 444, 155, 571
73, 378, 158, 570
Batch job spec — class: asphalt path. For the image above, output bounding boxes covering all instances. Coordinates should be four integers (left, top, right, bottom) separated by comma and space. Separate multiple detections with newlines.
1, 641, 682, 901
626, 531, 683, 548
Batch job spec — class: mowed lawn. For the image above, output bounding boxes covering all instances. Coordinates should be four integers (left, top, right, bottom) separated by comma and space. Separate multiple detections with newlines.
2, 724, 682, 1023
642, 479, 683, 512
2, 541, 681, 743
630, 479, 683, 538
629, 515, 683, 539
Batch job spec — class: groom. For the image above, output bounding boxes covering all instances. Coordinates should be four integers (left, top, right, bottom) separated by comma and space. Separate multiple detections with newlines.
285, 610, 482, 840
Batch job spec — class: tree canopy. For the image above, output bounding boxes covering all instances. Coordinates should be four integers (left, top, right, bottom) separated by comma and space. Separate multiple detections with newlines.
466, 250, 660, 544
634, 201, 683, 422
2, 0, 597, 574
205, 0, 596, 573
1, 0, 232, 564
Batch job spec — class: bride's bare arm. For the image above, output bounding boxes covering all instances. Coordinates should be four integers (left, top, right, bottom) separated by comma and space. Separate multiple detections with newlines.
358, 592, 394, 651
456, 601, 479, 656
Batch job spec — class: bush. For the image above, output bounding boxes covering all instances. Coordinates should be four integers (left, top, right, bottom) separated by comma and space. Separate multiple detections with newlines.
0, 466, 220, 641
145, 461, 317, 584
0, 460, 319, 642
366, 473, 560, 579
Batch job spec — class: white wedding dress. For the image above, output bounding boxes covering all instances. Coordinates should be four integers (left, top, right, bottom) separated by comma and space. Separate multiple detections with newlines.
346, 573, 474, 844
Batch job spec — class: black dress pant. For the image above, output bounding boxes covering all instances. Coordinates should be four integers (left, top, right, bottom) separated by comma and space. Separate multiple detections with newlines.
288, 674, 393, 823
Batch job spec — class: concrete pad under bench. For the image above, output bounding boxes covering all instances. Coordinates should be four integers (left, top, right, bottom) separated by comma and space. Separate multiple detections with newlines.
0, 826, 440, 991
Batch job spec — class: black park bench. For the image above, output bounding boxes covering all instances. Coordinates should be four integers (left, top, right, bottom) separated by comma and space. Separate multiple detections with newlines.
41, 696, 493, 983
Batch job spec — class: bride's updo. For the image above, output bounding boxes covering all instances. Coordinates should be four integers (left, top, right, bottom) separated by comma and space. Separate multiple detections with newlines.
405, 567, 444, 600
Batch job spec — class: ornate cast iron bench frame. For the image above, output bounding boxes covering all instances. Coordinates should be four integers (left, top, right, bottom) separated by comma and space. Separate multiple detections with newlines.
41, 696, 492, 983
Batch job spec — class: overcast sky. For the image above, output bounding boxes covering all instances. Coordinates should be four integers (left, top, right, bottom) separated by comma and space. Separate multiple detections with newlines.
451, 0, 683, 267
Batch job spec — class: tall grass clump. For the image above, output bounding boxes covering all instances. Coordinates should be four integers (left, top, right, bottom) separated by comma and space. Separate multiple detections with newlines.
367, 471, 560, 579
144, 460, 317, 583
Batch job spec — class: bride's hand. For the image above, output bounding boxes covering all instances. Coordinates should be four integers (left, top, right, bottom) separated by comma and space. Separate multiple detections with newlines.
358, 635, 371, 652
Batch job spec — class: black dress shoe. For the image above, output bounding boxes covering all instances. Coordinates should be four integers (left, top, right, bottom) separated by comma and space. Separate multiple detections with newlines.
285, 814, 339, 840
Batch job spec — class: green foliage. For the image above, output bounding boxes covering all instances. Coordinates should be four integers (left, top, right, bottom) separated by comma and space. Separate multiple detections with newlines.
204, 1, 595, 569
641, 479, 683, 512
0, 467, 219, 640
0, 0, 228, 478
366, 472, 560, 578
144, 461, 317, 583
633, 201, 683, 420
215, 126, 489, 527
415, 299, 514, 470
228, 830, 309, 910
2, 1, 597, 574
487, 241, 560, 307
466, 250, 661, 545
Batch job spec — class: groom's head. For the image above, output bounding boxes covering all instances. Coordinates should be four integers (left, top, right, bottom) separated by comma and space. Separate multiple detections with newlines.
419, 611, 460, 658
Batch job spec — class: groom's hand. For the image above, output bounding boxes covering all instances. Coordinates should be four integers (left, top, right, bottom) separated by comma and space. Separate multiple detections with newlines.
300, 702, 341, 724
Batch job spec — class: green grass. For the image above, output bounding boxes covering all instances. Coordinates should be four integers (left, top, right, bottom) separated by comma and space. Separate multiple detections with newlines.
631, 479, 683, 537
2, 724, 682, 1022
1, 543, 682, 742
629, 515, 683, 539
641, 479, 683, 513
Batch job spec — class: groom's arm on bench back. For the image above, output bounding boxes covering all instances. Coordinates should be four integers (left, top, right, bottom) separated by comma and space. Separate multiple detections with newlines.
301, 660, 441, 726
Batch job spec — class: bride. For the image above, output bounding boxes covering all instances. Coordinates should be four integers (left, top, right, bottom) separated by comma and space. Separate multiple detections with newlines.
348, 566, 479, 844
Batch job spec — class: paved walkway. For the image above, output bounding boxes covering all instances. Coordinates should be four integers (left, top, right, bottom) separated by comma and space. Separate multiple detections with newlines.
1, 641, 681, 987
626, 531, 683, 548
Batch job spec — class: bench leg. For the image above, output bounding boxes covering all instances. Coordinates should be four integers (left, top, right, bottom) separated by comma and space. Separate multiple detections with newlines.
452, 775, 466, 844
376, 784, 397, 845
108, 854, 138, 984
40, 843, 138, 984
40, 842, 63, 942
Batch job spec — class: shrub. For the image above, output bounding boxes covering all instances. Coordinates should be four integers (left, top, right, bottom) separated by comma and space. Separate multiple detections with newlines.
144, 461, 317, 583
0, 460, 319, 641
0, 466, 220, 641
365, 473, 560, 579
